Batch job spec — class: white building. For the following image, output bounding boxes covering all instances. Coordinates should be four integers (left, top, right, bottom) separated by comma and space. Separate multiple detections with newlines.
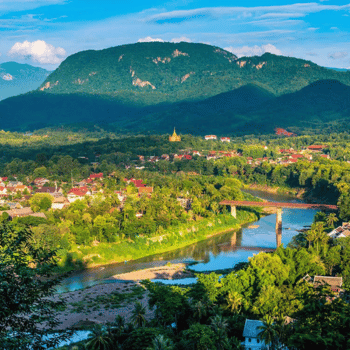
204, 135, 217, 140
328, 222, 350, 239
220, 137, 230, 143
243, 319, 265, 349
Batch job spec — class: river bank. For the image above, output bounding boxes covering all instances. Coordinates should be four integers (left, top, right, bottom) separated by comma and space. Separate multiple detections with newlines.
58, 211, 260, 272
245, 183, 305, 198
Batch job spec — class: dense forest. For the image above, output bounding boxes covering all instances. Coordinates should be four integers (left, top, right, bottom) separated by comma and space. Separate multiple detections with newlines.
1, 42, 350, 133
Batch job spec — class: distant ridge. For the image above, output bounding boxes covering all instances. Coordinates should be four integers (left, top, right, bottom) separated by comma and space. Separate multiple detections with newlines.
0, 62, 50, 100
1, 42, 350, 133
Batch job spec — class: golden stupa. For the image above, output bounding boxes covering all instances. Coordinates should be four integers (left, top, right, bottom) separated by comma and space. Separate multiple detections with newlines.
169, 128, 181, 142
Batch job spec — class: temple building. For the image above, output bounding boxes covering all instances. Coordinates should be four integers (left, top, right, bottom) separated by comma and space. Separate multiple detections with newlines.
169, 128, 181, 142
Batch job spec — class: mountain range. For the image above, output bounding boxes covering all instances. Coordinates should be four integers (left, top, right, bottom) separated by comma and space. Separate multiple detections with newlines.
0, 62, 51, 101
0, 42, 350, 134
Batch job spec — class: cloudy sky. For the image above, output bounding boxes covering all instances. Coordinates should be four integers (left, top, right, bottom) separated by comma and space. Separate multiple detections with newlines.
1, 0, 350, 69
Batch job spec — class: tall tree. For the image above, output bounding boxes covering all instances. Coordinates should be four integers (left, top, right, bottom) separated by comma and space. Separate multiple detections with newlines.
0, 223, 70, 349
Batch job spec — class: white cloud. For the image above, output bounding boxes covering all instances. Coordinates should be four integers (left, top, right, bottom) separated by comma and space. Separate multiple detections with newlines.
328, 51, 348, 60
8, 40, 66, 64
224, 44, 282, 58
147, 4, 350, 23
138, 36, 164, 43
171, 36, 192, 43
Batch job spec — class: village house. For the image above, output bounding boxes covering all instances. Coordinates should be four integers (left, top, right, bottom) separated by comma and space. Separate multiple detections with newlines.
89, 172, 103, 180
0, 207, 46, 219
67, 187, 92, 203
313, 276, 343, 294
173, 154, 184, 160
0, 186, 8, 196
243, 319, 265, 349
307, 145, 327, 152
192, 151, 201, 156
33, 177, 50, 186
161, 154, 170, 161
328, 222, 350, 239
220, 137, 230, 142
51, 196, 70, 210
36, 186, 63, 197
204, 135, 217, 140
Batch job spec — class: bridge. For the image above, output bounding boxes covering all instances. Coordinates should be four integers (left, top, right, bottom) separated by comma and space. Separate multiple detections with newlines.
219, 200, 338, 247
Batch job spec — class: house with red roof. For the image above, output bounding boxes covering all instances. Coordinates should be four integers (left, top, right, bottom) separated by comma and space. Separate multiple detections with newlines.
183, 155, 192, 160
307, 145, 327, 152
67, 187, 91, 203
89, 172, 103, 179
220, 137, 230, 143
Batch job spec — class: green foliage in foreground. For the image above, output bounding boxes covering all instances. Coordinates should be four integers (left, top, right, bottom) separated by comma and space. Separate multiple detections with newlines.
0, 223, 71, 349
68, 230, 350, 350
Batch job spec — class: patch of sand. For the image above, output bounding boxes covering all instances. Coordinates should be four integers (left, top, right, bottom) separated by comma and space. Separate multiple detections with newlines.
107, 263, 194, 281
53, 264, 192, 330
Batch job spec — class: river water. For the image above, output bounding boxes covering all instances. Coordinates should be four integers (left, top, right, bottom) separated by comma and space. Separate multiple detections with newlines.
57, 190, 317, 292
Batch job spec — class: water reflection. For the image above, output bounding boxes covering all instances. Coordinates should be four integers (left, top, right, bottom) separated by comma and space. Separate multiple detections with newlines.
57, 190, 317, 292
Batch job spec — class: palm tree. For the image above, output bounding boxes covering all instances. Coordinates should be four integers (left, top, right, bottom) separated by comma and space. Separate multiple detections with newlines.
192, 300, 207, 322
258, 315, 276, 350
131, 301, 146, 328
326, 213, 338, 228
147, 335, 175, 350
84, 325, 113, 350
225, 291, 243, 314
210, 315, 229, 350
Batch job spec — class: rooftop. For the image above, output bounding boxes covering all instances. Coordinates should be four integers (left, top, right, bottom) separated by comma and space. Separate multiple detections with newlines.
243, 319, 264, 338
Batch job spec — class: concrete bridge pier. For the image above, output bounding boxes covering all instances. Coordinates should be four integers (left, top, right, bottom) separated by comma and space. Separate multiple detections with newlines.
230, 205, 237, 218
230, 232, 237, 246
276, 208, 282, 248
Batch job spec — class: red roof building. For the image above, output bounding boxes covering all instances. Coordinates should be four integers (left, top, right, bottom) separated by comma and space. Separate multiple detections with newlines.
307, 145, 327, 151
89, 172, 103, 179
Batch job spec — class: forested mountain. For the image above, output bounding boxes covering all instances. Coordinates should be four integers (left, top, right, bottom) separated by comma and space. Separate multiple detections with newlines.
1, 42, 350, 133
0, 62, 50, 100
39, 42, 350, 104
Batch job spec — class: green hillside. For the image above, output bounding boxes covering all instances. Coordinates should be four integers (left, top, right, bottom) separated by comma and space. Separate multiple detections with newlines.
38, 42, 350, 104
2, 42, 350, 134
241, 79, 350, 133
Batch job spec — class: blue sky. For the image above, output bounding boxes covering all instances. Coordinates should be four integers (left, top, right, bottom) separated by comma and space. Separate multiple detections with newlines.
1, 0, 350, 69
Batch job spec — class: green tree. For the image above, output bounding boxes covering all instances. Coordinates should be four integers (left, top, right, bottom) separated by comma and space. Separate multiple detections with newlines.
85, 325, 113, 350
0, 222, 70, 349
258, 315, 276, 350
147, 335, 175, 350
29, 193, 54, 212
131, 301, 147, 328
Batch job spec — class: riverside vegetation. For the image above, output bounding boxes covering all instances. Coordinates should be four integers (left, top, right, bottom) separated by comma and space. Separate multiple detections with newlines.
1, 129, 350, 349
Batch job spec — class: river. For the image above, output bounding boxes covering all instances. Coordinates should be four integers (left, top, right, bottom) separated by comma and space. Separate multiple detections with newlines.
57, 190, 317, 292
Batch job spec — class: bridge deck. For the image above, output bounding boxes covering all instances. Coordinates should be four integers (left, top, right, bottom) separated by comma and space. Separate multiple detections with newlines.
219, 200, 338, 210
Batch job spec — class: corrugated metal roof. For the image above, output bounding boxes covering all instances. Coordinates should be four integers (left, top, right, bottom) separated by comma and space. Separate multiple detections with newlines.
243, 319, 264, 338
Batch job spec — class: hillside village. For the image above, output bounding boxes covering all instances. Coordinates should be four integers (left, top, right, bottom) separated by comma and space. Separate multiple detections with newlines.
0, 138, 333, 221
